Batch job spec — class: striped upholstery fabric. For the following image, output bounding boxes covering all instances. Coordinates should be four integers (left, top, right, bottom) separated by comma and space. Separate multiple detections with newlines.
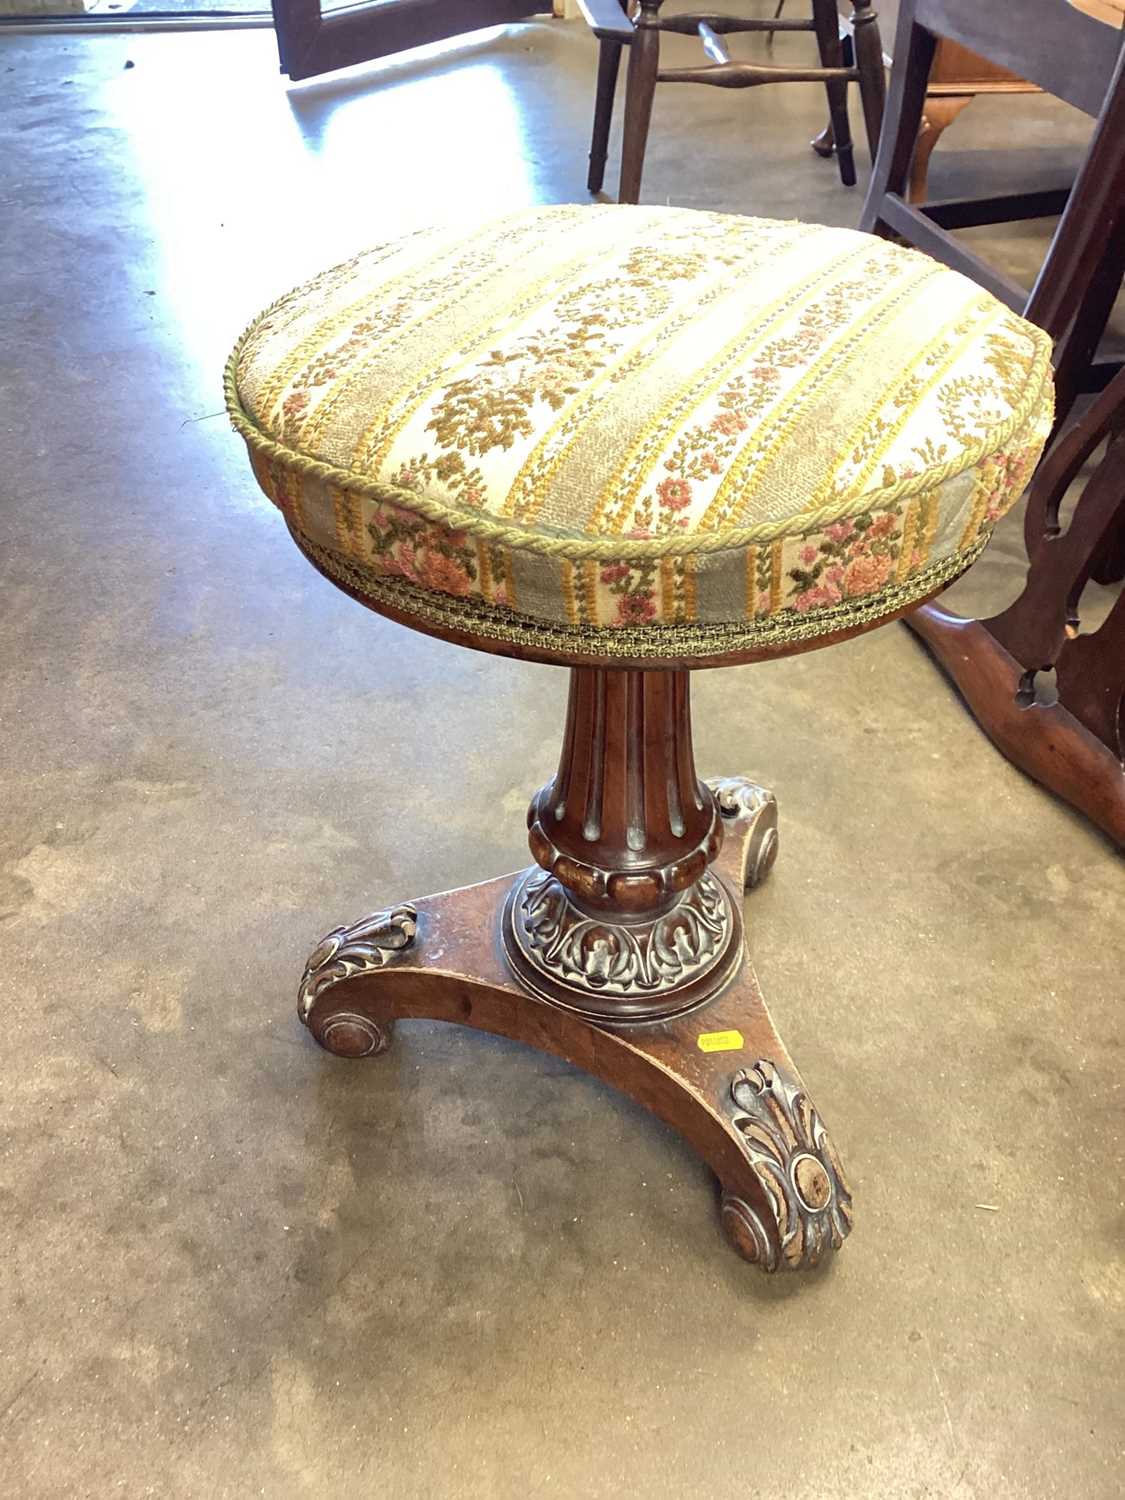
226, 205, 1053, 658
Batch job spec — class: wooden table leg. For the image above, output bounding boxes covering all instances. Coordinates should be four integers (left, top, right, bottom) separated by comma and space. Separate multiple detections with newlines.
908, 93, 972, 203
297, 773, 851, 1273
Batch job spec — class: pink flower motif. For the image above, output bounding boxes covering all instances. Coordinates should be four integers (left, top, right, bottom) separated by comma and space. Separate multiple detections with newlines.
617, 592, 657, 625
843, 552, 893, 596
824, 564, 845, 587
600, 562, 631, 585
657, 478, 693, 512
793, 582, 843, 614
382, 549, 420, 585
799, 545, 818, 565
420, 551, 473, 597
626, 527, 653, 540
867, 513, 897, 540
825, 520, 855, 543
710, 411, 748, 437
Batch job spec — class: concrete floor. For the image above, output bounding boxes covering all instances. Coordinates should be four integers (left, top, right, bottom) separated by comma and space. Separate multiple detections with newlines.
1, 16, 1122, 1499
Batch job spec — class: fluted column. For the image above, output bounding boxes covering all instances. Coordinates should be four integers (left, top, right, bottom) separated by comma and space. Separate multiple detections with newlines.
528, 669, 723, 918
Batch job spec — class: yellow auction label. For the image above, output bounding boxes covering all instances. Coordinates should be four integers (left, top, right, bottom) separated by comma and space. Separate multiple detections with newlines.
696, 1029, 744, 1053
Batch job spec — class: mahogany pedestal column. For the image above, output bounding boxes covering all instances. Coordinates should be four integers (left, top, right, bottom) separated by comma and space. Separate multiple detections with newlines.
297, 667, 852, 1273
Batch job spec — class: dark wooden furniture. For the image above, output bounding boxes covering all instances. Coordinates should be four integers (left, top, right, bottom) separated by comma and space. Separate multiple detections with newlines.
578, 0, 886, 202
270, 0, 549, 82
911, 368, 1125, 848
297, 753, 852, 1271
227, 202, 1052, 1274
291, 540, 962, 1274
862, 0, 1125, 846
292, 590, 948, 1270
812, 3, 1040, 204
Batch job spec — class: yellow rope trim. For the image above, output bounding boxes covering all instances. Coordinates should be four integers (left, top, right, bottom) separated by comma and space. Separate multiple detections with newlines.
294, 530, 990, 662
224, 290, 1053, 565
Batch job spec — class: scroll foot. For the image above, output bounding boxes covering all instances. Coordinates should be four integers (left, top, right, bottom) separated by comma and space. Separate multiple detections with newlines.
707, 775, 779, 890
297, 904, 416, 1058
719, 1059, 852, 1271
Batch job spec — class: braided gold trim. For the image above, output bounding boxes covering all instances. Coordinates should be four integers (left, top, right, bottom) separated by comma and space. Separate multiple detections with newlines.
295, 531, 988, 661
224, 265, 1054, 565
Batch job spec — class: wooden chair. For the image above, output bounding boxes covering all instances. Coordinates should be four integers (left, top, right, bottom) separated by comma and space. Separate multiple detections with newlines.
578, 0, 887, 203
860, 1, 1125, 845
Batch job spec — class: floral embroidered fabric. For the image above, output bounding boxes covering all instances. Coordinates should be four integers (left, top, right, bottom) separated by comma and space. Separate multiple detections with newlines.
227, 205, 1053, 651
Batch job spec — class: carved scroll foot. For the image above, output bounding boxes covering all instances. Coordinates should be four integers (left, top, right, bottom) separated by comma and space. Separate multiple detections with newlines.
294, 867, 850, 1274
298, 904, 416, 1057
706, 775, 779, 891
719, 1060, 852, 1271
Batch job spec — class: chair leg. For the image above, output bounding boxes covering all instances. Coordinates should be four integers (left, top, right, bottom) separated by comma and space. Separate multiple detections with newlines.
1026, 49, 1125, 426
588, 37, 624, 195
812, 0, 856, 187
811, 123, 835, 158
1049, 237, 1125, 427
849, 0, 887, 163
859, 16, 934, 235
619, 2, 661, 204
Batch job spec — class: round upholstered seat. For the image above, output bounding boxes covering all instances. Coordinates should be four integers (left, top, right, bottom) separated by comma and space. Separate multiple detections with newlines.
226, 204, 1053, 663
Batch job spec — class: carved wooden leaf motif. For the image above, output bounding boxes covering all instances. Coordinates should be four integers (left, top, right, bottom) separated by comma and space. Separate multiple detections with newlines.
297, 904, 418, 1021
515, 870, 730, 996
729, 1059, 853, 1271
